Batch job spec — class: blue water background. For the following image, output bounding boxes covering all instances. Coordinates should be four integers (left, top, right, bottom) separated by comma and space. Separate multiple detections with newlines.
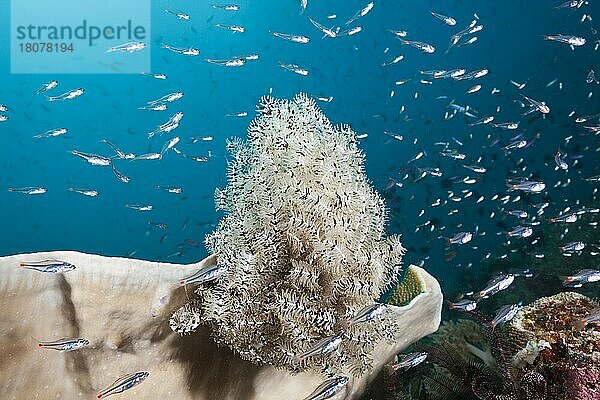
0, 1, 598, 298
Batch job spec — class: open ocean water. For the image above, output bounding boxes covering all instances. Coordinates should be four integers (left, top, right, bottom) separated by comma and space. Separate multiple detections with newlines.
1, 0, 599, 309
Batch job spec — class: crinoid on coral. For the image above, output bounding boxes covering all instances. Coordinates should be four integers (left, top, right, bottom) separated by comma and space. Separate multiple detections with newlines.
175, 94, 405, 377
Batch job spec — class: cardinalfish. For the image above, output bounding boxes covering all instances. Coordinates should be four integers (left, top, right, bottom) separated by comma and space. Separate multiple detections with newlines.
35, 80, 58, 95
68, 188, 99, 197
279, 62, 309, 76
296, 334, 343, 360
561, 241, 585, 253
521, 94, 550, 115
301, 376, 349, 400
97, 371, 149, 399
164, 9, 190, 20
162, 44, 200, 56
431, 11, 456, 26
179, 263, 227, 285
211, 4, 239, 11
37, 337, 89, 352
272, 31, 310, 44
506, 179, 546, 193
345, 2, 374, 26
475, 270, 530, 299
106, 41, 145, 53
562, 269, 600, 287
554, 149, 568, 170
487, 303, 522, 330
20, 259, 76, 273
33, 128, 67, 138
506, 225, 533, 238
398, 38, 435, 53
549, 212, 578, 223
101, 139, 135, 160
72, 150, 112, 166
8, 187, 47, 195
206, 57, 246, 67
388, 351, 428, 371
47, 88, 85, 102
444, 231, 473, 245
449, 299, 477, 312
214, 23, 245, 33
577, 309, 600, 329
348, 303, 386, 325
543, 33, 586, 46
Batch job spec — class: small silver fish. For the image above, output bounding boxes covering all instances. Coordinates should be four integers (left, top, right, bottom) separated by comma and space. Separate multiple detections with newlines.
554, 149, 568, 170
139, 72, 167, 80
449, 299, 477, 312
112, 165, 131, 183
206, 57, 246, 67
35, 80, 58, 95
544, 33, 586, 46
462, 164, 486, 174
521, 94, 550, 114
349, 303, 386, 325
476, 274, 515, 299
38, 337, 89, 352
561, 241, 585, 252
162, 44, 200, 56
165, 9, 190, 20
488, 303, 522, 329
562, 269, 600, 287
549, 213, 577, 223
302, 376, 349, 400
297, 334, 343, 360
279, 61, 309, 76
72, 150, 112, 166
180, 264, 227, 285
272, 32, 310, 44
47, 88, 84, 102
390, 351, 428, 370
97, 371, 149, 399
447, 231, 473, 245
579, 308, 600, 327
33, 128, 68, 138
20, 259, 75, 273
398, 38, 435, 53
507, 180, 545, 193
345, 2, 374, 26
506, 225, 533, 238
507, 210, 528, 218
214, 23, 245, 33
68, 188, 99, 197
125, 204, 153, 211
107, 41, 145, 53
8, 187, 47, 195
156, 185, 183, 194
211, 4, 240, 11
431, 11, 456, 26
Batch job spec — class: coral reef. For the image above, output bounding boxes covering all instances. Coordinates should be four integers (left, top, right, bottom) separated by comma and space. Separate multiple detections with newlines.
176, 94, 406, 377
510, 292, 600, 400
383, 291, 600, 400
511, 291, 600, 356
384, 265, 425, 307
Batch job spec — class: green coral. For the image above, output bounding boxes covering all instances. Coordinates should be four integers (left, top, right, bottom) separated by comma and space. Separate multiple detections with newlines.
384, 265, 425, 307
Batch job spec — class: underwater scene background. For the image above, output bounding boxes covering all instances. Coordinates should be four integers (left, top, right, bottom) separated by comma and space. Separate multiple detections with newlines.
1, 0, 599, 328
